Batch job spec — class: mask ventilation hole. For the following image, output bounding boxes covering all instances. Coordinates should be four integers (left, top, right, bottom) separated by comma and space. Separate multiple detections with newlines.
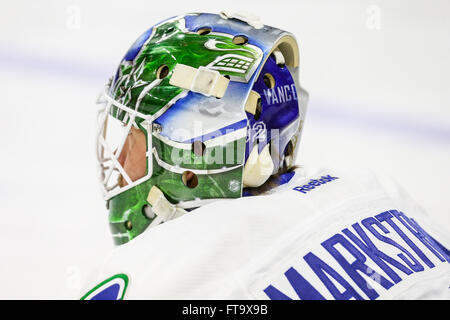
156, 65, 169, 79
232, 35, 248, 45
142, 205, 155, 219
263, 73, 276, 89
254, 98, 262, 120
124, 220, 133, 230
192, 141, 206, 156
182, 171, 198, 188
197, 27, 211, 35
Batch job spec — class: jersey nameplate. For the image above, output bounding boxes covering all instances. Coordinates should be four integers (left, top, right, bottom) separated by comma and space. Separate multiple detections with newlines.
260, 210, 450, 300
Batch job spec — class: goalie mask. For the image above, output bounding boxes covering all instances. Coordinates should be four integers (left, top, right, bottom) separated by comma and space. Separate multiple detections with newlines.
96, 12, 308, 245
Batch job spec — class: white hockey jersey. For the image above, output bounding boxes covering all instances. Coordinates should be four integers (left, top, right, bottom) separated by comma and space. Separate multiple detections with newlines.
81, 167, 450, 300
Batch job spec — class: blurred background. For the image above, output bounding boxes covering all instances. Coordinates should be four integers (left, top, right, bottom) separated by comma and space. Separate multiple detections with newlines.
0, 0, 449, 299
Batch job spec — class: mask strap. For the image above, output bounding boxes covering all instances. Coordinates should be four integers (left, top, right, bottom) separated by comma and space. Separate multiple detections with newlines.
169, 64, 230, 98
146, 186, 188, 227
219, 11, 264, 29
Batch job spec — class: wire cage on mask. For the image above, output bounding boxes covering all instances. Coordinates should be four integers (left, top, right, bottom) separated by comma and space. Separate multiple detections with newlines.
96, 86, 155, 200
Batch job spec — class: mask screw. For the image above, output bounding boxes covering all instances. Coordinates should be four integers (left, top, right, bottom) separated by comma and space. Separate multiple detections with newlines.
152, 123, 162, 133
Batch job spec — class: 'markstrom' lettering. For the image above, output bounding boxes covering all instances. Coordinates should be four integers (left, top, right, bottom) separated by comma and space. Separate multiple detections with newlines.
264, 210, 450, 300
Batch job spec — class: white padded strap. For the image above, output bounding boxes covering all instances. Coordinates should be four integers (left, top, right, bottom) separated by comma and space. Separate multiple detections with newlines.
169, 64, 229, 98
243, 144, 274, 188
219, 11, 264, 29
147, 186, 188, 226
244, 90, 260, 115
272, 49, 286, 66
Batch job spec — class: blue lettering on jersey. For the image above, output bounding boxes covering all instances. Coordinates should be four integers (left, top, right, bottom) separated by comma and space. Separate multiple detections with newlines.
263, 210, 450, 300
292, 175, 339, 194
264, 267, 326, 300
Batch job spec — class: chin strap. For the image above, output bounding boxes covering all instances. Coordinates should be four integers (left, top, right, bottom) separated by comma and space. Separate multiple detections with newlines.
146, 186, 188, 227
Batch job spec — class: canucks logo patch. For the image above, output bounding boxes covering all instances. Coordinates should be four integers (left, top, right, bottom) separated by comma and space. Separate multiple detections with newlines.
81, 274, 129, 300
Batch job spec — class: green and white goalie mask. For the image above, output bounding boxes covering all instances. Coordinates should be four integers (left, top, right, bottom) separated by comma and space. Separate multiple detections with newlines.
96, 12, 308, 245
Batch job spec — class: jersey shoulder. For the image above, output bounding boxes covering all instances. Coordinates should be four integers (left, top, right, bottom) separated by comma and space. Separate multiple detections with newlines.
81, 166, 450, 300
